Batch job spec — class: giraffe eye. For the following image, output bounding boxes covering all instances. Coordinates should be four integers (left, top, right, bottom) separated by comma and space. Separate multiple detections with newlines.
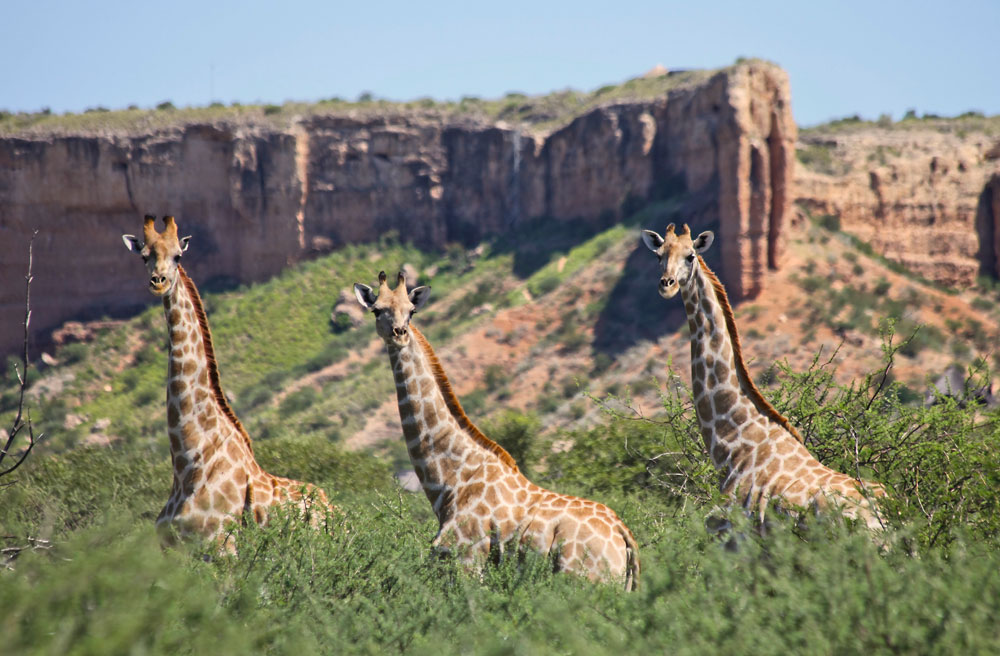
174, 254, 182, 263
686, 253, 695, 262
372, 307, 384, 317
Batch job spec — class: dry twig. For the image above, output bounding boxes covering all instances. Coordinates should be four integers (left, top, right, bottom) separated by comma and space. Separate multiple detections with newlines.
0, 231, 45, 484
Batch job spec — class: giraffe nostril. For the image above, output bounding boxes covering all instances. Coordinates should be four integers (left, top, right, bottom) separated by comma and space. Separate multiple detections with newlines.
666, 278, 676, 287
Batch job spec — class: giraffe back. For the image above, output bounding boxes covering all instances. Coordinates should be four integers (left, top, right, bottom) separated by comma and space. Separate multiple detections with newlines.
406, 327, 639, 588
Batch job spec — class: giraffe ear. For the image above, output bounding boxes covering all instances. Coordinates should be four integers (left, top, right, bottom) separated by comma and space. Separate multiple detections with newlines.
353, 283, 378, 310
641, 230, 664, 253
693, 231, 714, 253
179, 235, 192, 252
408, 286, 431, 313
122, 234, 143, 252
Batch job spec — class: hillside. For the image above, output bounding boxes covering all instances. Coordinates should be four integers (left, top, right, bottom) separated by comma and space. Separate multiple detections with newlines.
7, 200, 997, 461
3, 195, 1000, 652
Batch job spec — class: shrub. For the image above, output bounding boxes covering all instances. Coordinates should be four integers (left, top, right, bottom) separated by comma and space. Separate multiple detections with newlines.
530, 271, 561, 296
279, 387, 319, 417
59, 342, 89, 365
817, 213, 841, 232
765, 330, 999, 548
971, 297, 994, 312
796, 144, 835, 173
484, 410, 541, 476
483, 364, 505, 392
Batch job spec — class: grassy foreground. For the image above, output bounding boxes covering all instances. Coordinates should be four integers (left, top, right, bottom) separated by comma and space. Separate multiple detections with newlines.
3, 211, 1000, 654
3, 349, 1000, 654
2, 423, 1000, 655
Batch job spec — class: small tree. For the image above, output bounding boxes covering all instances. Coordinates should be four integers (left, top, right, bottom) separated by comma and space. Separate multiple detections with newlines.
1, 232, 45, 485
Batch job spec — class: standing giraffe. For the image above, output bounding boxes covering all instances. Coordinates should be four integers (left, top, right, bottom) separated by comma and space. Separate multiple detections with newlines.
122, 215, 335, 549
641, 224, 886, 530
354, 272, 639, 589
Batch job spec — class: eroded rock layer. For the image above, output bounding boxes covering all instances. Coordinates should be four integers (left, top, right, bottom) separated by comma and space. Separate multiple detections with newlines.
0, 62, 795, 356
796, 126, 1000, 287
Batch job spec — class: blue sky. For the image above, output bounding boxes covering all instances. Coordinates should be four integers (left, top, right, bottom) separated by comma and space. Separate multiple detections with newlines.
3, 0, 997, 126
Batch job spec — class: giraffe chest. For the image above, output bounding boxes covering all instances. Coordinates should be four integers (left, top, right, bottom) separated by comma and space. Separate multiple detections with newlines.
158, 460, 254, 539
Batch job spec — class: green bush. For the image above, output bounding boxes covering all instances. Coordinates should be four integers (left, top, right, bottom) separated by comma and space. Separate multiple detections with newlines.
530, 271, 561, 296
2, 343, 1000, 653
484, 410, 542, 476
483, 364, 505, 392
817, 213, 841, 232
764, 331, 999, 548
279, 387, 319, 417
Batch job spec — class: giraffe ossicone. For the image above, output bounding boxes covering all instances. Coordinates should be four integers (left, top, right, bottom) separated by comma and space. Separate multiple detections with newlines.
642, 224, 887, 531
354, 271, 640, 589
123, 215, 337, 551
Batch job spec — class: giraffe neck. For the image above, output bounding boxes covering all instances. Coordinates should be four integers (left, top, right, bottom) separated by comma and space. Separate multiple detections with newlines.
680, 259, 800, 469
163, 268, 257, 480
387, 326, 520, 523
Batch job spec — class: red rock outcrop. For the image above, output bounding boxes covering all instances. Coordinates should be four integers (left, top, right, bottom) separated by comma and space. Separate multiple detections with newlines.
0, 61, 795, 357
796, 126, 1000, 287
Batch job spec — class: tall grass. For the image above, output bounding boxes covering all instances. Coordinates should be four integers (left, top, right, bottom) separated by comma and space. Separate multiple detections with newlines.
2, 336, 999, 654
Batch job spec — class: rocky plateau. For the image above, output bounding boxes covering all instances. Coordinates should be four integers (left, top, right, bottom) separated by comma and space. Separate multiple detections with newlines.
1, 61, 794, 357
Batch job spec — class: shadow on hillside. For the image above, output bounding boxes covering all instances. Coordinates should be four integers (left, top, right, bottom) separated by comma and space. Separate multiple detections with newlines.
492, 213, 622, 279
593, 217, 725, 357
592, 244, 688, 356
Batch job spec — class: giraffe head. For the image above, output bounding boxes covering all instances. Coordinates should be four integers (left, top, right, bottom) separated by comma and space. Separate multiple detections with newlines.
122, 215, 192, 297
641, 223, 714, 299
354, 271, 431, 348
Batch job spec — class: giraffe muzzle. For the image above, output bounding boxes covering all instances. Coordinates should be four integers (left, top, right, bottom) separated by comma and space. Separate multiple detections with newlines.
658, 276, 679, 299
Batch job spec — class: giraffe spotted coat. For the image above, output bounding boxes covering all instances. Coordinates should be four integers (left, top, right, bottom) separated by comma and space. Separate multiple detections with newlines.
643, 224, 887, 530
355, 272, 639, 589
124, 215, 335, 550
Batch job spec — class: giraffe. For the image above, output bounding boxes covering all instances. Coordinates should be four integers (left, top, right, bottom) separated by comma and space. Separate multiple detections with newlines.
641, 223, 887, 531
122, 215, 335, 550
354, 271, 639, 589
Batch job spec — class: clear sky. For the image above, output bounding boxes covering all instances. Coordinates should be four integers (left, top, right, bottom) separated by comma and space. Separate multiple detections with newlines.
3, 0, 997, 127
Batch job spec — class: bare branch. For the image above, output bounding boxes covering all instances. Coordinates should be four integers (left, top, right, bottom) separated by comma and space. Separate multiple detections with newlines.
1, 536, 52, 570
1, 230, 46, 482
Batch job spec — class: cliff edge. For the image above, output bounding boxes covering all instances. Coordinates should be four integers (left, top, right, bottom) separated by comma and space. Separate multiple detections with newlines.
0, 61, 795, 357
795, 118, 1000, 287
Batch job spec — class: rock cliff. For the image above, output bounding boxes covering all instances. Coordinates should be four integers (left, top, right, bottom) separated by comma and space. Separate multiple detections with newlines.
0, 61, 795, 357
795, 122, 1000, 287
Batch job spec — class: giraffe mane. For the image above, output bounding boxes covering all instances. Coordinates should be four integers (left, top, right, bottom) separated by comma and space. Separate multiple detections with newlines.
698, 257, 805, 443
410, 326, 520, 471
178, 267, 255, 456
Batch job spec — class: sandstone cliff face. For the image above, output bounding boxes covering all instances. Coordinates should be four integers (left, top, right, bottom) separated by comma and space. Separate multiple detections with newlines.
0, 62, 795, 357
795, 126, 1000, 287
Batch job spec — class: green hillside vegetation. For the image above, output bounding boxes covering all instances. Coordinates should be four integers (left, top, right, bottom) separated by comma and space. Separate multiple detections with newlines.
0, 66, 719, 136
3, 206, 1000, 653
800, 109, 1000, 136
